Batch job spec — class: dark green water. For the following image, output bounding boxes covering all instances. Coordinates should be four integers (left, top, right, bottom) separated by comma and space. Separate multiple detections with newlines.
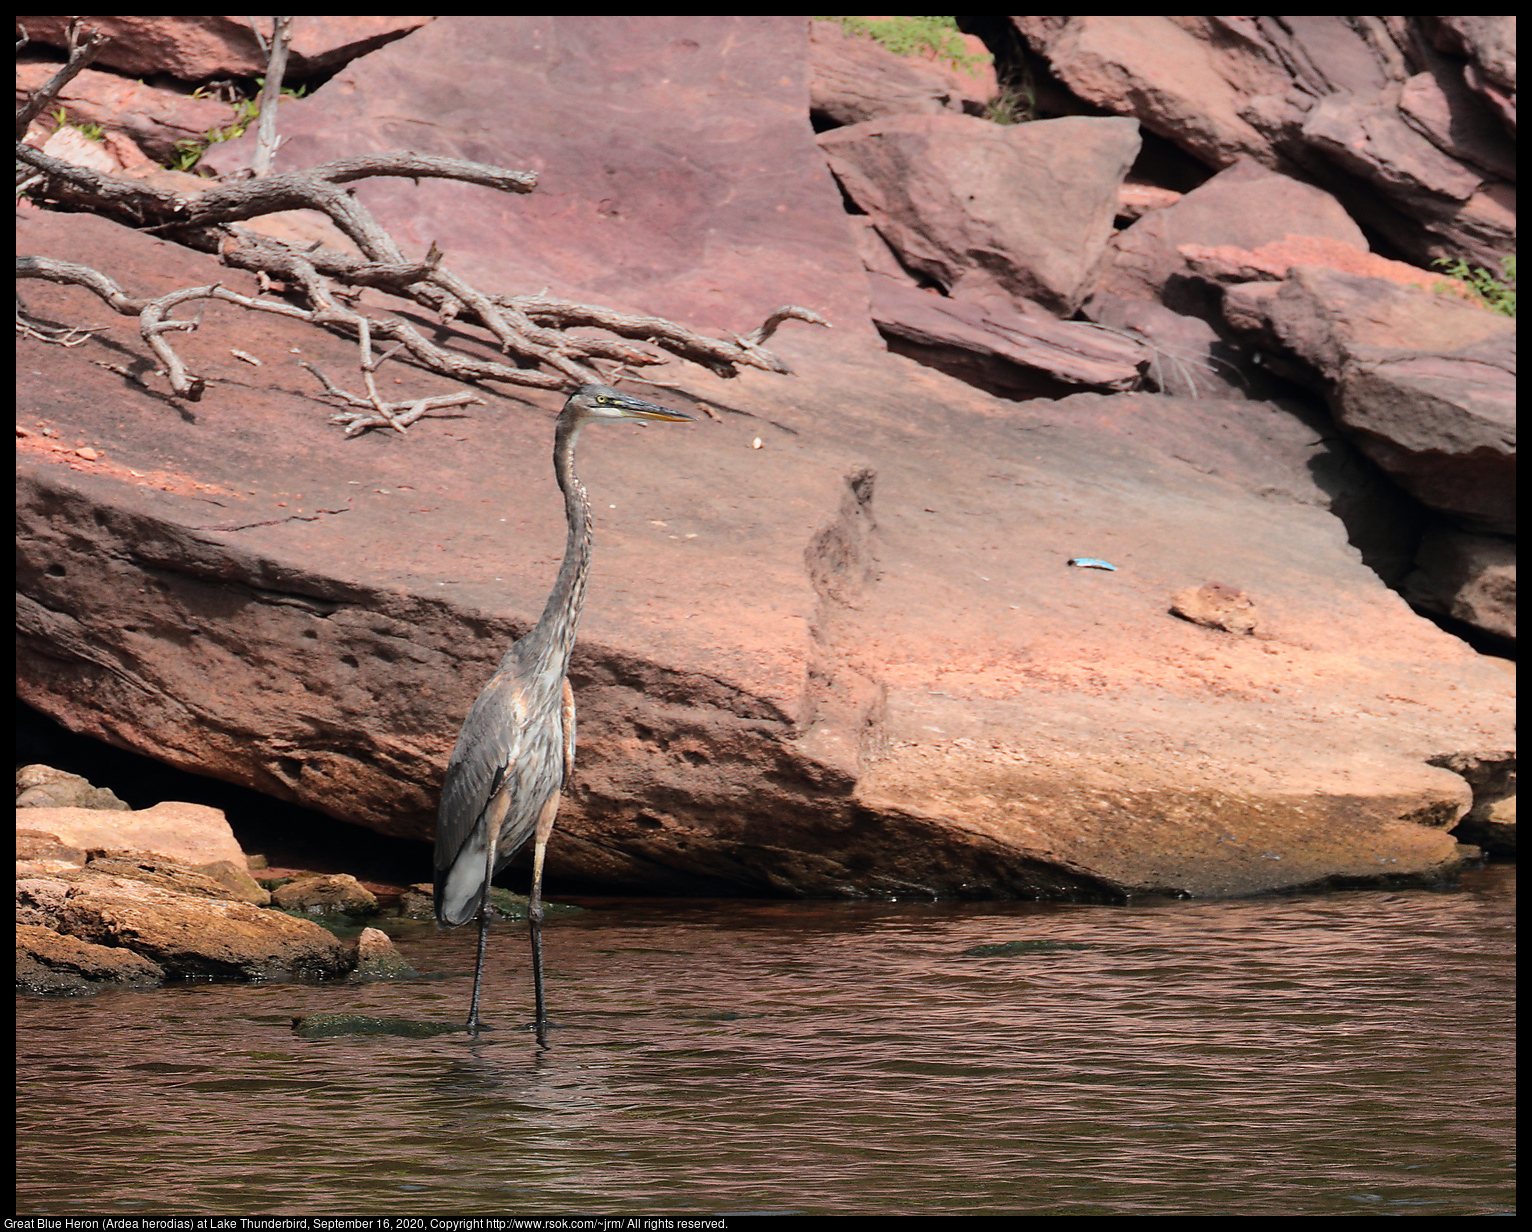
15, 864, 1515, 1215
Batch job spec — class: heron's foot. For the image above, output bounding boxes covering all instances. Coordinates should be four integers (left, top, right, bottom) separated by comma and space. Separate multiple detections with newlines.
465, 1016, 496, 1036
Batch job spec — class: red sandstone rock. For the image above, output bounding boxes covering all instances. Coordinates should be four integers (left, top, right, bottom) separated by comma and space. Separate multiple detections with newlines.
16, 62, 242, 164
16, 922, 166, 993
1012, 16, 1516, 269
1178, 235, 1474, 299
820, 112, 1141, 315
202, 16, 872, 343
1014, 16, 1288, 169
1404, 524, 1515, 642
1252, 267, 1515, 535
57, 874, 351, 980
15, 801, 248, 867
16, 202, 1510, 898
866, 273, 1145, 396
809, 18, 995, 125
19, 15, 430, 80
1104, 159, 1368, 309
15, 17, 1515, 901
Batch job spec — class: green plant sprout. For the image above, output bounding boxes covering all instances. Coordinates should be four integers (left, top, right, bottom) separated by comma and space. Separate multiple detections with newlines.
172, 78, 307, 172
1434, 254, 1516, 317
817, 16, 991, 78
983, 81, 1036, 125
50, 107, 105, 142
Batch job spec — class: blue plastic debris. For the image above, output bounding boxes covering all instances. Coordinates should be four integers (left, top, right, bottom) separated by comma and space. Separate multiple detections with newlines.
1066, 558, 1117, 571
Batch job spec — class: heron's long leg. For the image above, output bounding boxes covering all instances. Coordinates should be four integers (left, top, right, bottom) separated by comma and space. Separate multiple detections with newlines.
467, 909, 491, 1034
528, 790, 560, 1045
529, 830, 550, 1047
466, 822, 501, 1035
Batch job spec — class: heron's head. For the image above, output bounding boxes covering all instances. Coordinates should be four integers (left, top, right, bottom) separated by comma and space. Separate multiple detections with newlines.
562, 383, 693, 426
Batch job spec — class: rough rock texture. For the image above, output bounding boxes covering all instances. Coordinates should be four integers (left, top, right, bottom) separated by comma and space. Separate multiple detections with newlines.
19, 15, 431, 80
1169, 583, 1261, 635
1013, 16, 1289, 170
16, 214, 1511, 898
201, 16, 874, 342
1178, 234, 1476, 298
867, 273, 1146, 397
1103, 159, 1369, 311
16, 764, 130, 811
809, 19, 996, 125
82, 852, 272, 906
1403, 525, 1516, 641
1012, 16, 1516, 268
16, 830, 87, 869
820, 113, 1141, 315
1243, 267, 1516, 535
348, 926, 419, 981
14, 801, 248, 867
16, 16, 1515, 902
16, 922, 166, 994
271, 873, 379, 917
15, 62, 241, 165
1426, 17, 1517, 132
57, 874, 351, 980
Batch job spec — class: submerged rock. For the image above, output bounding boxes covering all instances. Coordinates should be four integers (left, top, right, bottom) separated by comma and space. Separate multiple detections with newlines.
347, 926, 419, 982
292, 1013, 467, 1039
16, 923, 166, 994
271, 873, 379, 918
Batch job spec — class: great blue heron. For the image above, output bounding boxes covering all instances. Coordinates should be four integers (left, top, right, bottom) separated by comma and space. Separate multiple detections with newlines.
434, 383, 693, 1039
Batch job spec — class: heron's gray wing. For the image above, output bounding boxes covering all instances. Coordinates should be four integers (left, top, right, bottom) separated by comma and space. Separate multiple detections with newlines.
433, 671, 527, 923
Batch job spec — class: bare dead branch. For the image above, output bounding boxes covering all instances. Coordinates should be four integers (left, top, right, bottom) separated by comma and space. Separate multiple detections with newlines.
16, 249, 577, 402
428, 266, 594, 381
17, 255, 152, 311
505, 295, 831, 377
18, 127, 826, 435
248, 16, 294, 178
300, 360, 487, 436
15, 312, 107, 347
744, 304, 831, 346
15, 147, 536, 258
14, 143, 187, 222
15, 19, 106, 140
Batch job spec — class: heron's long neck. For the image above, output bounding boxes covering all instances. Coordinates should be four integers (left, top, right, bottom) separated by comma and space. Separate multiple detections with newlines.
521, 416, 591, 682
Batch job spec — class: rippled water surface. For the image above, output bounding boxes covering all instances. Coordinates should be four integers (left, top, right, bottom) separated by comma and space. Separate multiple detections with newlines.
16, 865, 1515, 1215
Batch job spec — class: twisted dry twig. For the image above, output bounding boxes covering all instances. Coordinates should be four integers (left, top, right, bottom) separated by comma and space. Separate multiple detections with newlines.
299, 360, 487, 437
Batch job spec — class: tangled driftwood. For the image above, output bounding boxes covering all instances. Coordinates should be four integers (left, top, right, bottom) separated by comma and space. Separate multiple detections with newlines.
16, 22, 828, 435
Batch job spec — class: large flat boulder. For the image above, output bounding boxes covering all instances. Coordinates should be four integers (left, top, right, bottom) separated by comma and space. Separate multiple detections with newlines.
15, 801, 247, 867
1104, 159, 1368, 310
820, 112, 1141, 315
202, 16, 873, 341
1250, 267, 1515, 535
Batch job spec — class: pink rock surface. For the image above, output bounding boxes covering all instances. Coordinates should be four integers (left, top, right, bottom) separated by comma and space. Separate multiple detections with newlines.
16, 18, 1513, 900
